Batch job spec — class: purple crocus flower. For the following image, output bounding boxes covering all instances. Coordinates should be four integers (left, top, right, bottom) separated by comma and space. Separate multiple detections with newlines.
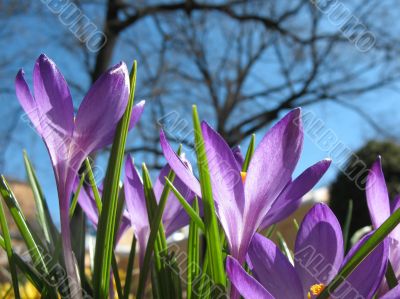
381, 284, 400, 299
124, 155, 195, 265
366, 156, 400, 294
227, 203, 389, 299
160, 109, 331, 265
15, 54, 144, 288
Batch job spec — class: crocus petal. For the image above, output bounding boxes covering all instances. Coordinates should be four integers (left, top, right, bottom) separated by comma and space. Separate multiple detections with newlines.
226, 256, 274, 299
92, 100, 145, 149
77, 185, 99, 226
129, 100, 145, 130
124, 156, 150, 265
248, 234, 304, 299
15, 70, 43, 135
260, 159, 331, 230
32, 55, 74, 179
116, 216, 131, 244
366, 156, 391, 228
336, 233, 388, 299
159, 129, 202, 198
85, 100, 145, 149
244, 109, 303, 239
294, 203, 343, 293
390, 195, 400, 243
390, 239, 400, 275
381, 284, 400, 299
201, 121, 245, 259
74, 62, 130, 154
391, 195, 400, 213
33, 54, 74, 138
153, 164, 173, 201
231, 146, 244, 171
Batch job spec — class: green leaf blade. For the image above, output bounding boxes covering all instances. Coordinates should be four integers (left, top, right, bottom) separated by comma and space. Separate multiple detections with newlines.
93, 61, 137, 299
165, 178, 205, 232
136, 163, 171, 299
187, 198, 200, 299
23, 151, 58, 247
192, 105, 226, 292
242, 133, 255, 172
0, 194, 20, 298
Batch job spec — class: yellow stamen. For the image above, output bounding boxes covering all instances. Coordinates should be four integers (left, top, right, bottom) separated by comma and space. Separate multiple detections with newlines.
240, 171, 247, 183
307, 283, 325, 298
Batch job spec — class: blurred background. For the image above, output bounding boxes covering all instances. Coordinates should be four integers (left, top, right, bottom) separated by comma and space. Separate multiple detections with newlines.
1, 0, 400, 253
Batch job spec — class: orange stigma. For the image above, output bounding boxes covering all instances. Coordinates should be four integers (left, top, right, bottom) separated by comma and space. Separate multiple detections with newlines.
240, 172, 247, 183
307, 284, 325, 299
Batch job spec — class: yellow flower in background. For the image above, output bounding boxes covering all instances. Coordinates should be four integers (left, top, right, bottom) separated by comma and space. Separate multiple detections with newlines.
20, 282, 40, 298
0, 283, 11, 297
0, 282, 41, 299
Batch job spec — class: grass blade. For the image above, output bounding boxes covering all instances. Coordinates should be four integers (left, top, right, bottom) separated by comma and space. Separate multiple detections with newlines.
0, 176, 58, 297
84, 158, 102, 211
23, 151, 58, 246
167, 251, 183, 299
0, 234, 46, 292
264, 224, 276, 238
385, 261, 398, 290
242, 134, 255, 172
276, 232, 293, 265
197, 255, 210, 299
192, 105, 226, 290
111, 254, 124, 298
136, 163, 170, 299
0, 195, 20, 298
343, 200, 353, 251
293, 219, 299, 231
0, 176, 47, 271
70, 204, 86, 293
165, 178, 205, 232
151, 266, 162, 299
111, 188, 127, 299
123, 236, 136, 299
14, 254, 44, 291
187, 198, 200, 299
317, 204, 400, 298
93, 61, 137, 299
141, 164, 171, 298
69, 173, 85, 219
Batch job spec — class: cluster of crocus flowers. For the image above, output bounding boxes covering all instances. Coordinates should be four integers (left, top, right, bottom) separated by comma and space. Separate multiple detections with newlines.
161, 109, 330, 298
15, 54, 144, 289
227, 203, 389, 299
160, 109, 330, 265
14, 54, 400, 299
